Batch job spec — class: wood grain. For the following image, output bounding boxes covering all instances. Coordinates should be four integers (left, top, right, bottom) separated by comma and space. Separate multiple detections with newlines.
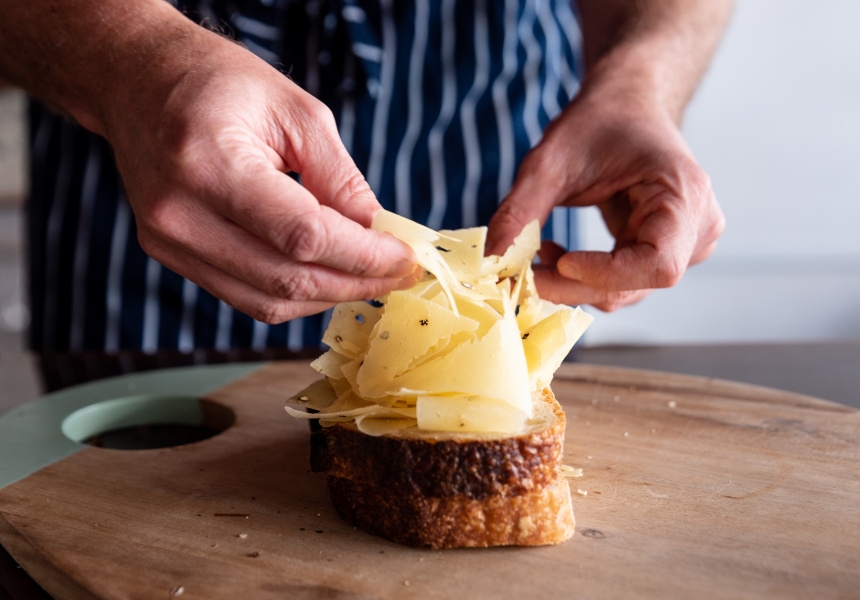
1, 361, 858, 600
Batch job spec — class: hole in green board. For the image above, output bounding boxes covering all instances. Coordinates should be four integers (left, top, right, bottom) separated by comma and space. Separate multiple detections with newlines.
61, 395, 235, 450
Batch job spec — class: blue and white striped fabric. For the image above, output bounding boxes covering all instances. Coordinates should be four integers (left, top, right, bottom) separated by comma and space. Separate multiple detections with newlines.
27, 0, 583, 352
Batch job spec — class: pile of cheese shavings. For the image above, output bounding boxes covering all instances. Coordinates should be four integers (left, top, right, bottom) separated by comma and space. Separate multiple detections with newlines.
286, 210, 593, 436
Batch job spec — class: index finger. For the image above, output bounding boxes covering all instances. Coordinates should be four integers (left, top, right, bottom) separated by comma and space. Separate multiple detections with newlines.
214, 156, 417, 280
286, 98, 382, 227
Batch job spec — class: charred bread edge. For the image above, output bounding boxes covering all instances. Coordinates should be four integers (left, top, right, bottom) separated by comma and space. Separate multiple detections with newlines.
310, 388, 566, 499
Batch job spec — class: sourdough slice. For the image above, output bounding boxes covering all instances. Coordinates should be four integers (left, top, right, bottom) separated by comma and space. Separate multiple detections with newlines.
311, 388, 565, 498
310, 388, 575, 548
327, 474, 575, 549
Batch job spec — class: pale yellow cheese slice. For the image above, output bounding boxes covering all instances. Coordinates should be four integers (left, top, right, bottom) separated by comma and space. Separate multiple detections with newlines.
416, 395, 527, 433
482, 219, 541, 279
321, 301, 381, 358
528, 306, 593, 389
436, 226, 487, 282
372, 210, 459, 312
287, 210, 593, 435
384, 316, 532, 416
357, 291, 480, 398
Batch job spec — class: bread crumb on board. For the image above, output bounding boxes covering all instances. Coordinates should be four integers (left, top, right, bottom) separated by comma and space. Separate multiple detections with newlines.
561, 465, 583, 478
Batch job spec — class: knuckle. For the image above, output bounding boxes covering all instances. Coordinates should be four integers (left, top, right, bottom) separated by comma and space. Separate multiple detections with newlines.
136, 195, 185, 243
161, 131, 215, 190
136, 230, 163, 261
277, 216, 326, 263
350, 251, 385, 278
594, 294, 625, 313
691, 165, 713, 193
330, 170, 373, 209
245, 285, 325, 324
293, 96, 339, 142
268, 268, 320, 303
650, 255, 685, 288
145, 197, 175, 230
307, 100, 337, 130
249, 299, 292, 325
705, 206, 727, 242
595, 290, 638, 313
519, 146, 545, 174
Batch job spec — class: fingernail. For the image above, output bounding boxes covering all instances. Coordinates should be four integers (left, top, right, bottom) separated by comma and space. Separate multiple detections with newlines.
386, 259, 417, 279
558, 260, 582, 281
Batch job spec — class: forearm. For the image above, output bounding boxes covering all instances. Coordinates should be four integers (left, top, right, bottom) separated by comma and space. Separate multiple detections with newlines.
576, 0, 734, 123
0, 0, 212, 137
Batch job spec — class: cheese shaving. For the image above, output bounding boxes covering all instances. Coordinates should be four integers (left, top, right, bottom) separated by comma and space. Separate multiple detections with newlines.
286, 210, 593, 435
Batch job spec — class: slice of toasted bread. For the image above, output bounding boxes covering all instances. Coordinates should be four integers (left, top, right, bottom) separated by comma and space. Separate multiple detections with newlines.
310, 388, 565, 498
327, 473, 575, 549
310, 388, 575, 549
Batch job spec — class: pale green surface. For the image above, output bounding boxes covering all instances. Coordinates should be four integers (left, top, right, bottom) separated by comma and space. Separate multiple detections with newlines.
61, 395, 206, 443
0, 363, 262, 490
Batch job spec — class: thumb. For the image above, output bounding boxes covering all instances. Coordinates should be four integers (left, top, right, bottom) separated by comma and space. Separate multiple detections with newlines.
485, 154, 565, 256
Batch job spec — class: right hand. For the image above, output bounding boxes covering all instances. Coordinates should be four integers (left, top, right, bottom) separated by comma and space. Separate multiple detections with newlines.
94, 20, 419, 323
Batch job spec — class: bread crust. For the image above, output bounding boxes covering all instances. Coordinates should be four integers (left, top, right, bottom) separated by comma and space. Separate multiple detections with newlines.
327, 475, 576, 549
310, 388, 566, 499
308, 388, 575, 548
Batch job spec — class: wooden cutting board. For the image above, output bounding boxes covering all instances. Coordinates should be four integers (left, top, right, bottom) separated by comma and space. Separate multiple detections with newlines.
1, 361, 858, 600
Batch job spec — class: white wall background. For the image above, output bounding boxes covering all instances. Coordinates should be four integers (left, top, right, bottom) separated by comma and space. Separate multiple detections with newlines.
579, 0, 860, 345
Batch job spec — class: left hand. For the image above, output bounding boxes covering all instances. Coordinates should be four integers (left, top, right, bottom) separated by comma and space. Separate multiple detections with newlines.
486, 88, 725, 312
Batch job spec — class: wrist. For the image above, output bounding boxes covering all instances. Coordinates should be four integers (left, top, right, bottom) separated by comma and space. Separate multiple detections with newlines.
577, 38, 688, 126
77, 2, 208, 139
575, 0, 734, 126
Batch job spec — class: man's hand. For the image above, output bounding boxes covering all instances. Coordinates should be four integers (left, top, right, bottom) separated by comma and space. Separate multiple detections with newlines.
0, 0, 419, 323
103, 26, 421, 323
487, 92, 724, 312
486, 0, 731, 312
